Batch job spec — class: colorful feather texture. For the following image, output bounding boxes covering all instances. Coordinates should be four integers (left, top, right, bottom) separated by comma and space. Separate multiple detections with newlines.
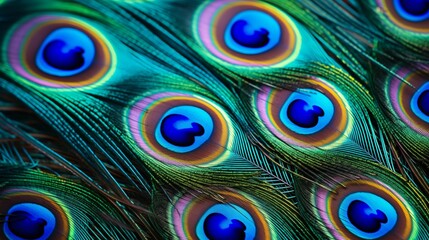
0, 0, 428, 239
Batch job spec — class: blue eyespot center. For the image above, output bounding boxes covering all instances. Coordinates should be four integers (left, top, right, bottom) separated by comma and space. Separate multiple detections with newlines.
4, 203, 56, 240
394, 0, 429, 22
417, 90, 429, 116
8, 210, 48, 239
225, 10, 281, 55
287, 99, 325, 128
347, 200, 388, 233
36, 27, 95, 77
411, 82, 429, 123
203, 213, 246, 240
42, 40, 85, 71
230, 20, 269, 48
339, 192, 397, 239
196, 204, 257, 240
280, 89, 334, 135
155, 106, 214, 153
398, 0, 429, 16
160, 114, 205, 147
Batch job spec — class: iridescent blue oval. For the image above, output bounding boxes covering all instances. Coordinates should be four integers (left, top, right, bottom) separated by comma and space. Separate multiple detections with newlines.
410, 82, 429, 123
339, 192, 397, 239
155, 105, 214, 153
393, 0, 429, 22
279, 89, 334, 135
35, 27, 95, 77
224, 10, 281, 55
4, 203, 56, 240
196, 203, 256, 240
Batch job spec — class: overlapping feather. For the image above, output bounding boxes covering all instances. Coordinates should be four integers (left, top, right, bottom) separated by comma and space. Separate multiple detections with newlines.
0, 0, 428, 239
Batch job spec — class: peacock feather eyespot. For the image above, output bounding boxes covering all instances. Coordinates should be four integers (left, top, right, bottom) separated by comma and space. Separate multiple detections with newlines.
36, 27, 95, 77
254, 78, 352, 148
393, 0, 429, 22
0, 189, 70, 240
376, 0, 429, 33
339, 192, 397, 238
193, 0, 301, 67
125, 91, 233, 166
5, 203, 55, 240
157, 106, 214, 152
3, 14, 116, 90
168, 190, 272, 240
314, 179, 416, 239
386, 65, 429, 136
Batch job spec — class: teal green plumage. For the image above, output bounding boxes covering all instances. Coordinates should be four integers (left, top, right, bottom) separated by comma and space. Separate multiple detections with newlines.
0, 0, 428, 239
0, 165, 141, 239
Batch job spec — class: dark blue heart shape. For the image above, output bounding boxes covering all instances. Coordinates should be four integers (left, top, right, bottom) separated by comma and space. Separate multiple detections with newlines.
8, 210, 47, 239
203, 213, 246, 240
417, 89, 429, 116
42, 39, 85, 71
160, 114, 205, 147
398, 0, 429, 16
347, 200, 388, 233
287, 99, 325, 128
231, 19, 270, 48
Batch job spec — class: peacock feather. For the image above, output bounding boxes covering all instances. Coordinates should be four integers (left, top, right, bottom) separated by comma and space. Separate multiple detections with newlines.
0, 0, 428, 239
